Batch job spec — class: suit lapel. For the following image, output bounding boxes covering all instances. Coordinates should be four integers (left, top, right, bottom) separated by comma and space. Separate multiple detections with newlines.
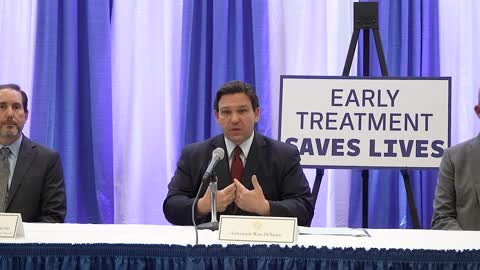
469, 135, 480, 206
241, 133, 265, 189
7, 137, 36, 208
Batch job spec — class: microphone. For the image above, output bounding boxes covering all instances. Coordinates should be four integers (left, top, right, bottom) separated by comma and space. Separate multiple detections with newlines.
192, 147, 225, 243
201, 147, 225, 183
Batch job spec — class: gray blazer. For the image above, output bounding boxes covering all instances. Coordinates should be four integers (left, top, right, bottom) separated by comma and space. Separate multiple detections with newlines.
432, 135, 480, 230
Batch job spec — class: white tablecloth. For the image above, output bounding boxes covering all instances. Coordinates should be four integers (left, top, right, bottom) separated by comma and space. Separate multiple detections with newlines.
1, 223, 478, 251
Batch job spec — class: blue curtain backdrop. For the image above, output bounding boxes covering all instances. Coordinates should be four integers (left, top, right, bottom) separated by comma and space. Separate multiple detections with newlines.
2, 0, 474, 226
179, 0, 270, 146
31, 0, 114, 223
349, 0, 440, 228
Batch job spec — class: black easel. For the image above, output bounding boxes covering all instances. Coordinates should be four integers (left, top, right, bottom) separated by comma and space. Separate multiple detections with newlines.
312, 2, 421, 229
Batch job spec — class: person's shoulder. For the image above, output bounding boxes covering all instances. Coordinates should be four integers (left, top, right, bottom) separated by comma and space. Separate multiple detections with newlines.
446, 135, 480, 154
444, 135, 480, 161
23, 137, 60, 157
257, 134, 298, 154
181, 135, 222, 155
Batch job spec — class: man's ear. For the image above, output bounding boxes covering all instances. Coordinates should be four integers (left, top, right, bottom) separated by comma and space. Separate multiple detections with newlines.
254, 107, 260, 122
475, 105, 480, 119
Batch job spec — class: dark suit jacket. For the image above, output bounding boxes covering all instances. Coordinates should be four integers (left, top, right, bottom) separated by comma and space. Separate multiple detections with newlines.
6, 136, 66, 223
163, 133, 314, 226
432, 135, 480, 230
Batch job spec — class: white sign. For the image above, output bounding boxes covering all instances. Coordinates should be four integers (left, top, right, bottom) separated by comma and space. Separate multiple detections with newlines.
219, 215, 297, 244
279, 76, 451, 168
0, 213, 24, 238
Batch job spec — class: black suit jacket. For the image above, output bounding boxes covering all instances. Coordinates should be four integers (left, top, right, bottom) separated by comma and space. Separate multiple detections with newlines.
163, 133, 314, 226
6, 136, 66, 223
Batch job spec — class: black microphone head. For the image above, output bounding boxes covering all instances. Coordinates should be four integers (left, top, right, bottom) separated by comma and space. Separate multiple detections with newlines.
212, 147, 225, 160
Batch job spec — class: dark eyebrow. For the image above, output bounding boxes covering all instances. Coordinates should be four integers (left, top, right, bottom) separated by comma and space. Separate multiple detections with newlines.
219, 104, 251, 111
0, 102, 21, 106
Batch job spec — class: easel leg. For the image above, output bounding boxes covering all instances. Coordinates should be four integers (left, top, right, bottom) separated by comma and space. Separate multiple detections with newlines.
401, 169, 421, 229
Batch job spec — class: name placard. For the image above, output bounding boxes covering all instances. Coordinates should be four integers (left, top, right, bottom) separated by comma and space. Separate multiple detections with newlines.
219, 215, 297, 244
0, 213, 24, 238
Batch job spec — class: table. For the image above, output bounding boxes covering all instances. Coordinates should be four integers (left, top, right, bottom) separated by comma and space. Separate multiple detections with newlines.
1, 223, 479, 269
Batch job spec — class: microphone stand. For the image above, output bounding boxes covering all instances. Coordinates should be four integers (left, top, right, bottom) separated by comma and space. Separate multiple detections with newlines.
197, 173, 219, 231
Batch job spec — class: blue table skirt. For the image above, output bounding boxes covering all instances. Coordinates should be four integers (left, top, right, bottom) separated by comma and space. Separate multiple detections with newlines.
1, 244, 479, 269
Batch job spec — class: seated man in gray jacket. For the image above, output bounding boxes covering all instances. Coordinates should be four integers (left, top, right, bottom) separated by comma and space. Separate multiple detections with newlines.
432, 88, 480, 230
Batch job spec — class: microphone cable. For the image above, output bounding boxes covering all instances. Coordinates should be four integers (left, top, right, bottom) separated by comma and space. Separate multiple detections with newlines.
192, 181, 205, 245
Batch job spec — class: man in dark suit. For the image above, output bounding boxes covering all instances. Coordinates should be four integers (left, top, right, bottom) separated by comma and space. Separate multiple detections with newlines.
0, 83, 66, 222
432, 89, 480, 230
163, 80, 314, 226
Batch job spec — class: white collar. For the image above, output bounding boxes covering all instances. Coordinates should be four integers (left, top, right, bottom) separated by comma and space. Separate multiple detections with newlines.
224, 131, 255, 159
0, 133, 22, 158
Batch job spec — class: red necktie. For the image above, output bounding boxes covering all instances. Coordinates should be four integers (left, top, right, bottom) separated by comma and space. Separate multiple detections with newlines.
231, 146, 244, 182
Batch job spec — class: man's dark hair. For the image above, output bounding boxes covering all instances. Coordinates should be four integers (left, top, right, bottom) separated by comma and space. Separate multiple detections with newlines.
214, 80, 259, 112
0, 83, 29, 113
